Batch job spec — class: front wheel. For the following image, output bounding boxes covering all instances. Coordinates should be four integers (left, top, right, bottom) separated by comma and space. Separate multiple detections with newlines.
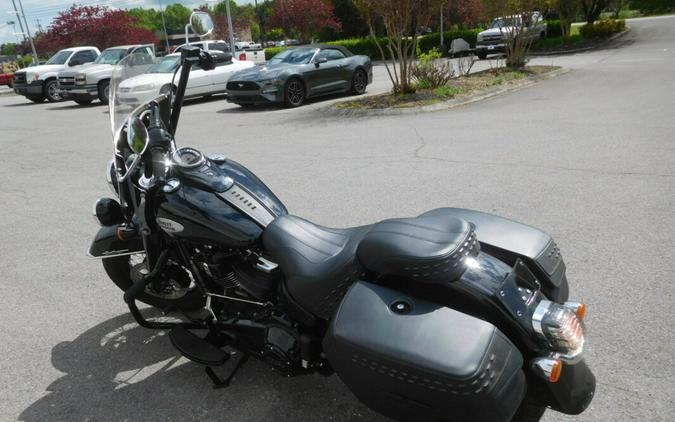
284, 78, 305, 107
44, 80, 62, 102
98, 80, 110, 105
350, 69, 368, 95
102, 254, 204, 311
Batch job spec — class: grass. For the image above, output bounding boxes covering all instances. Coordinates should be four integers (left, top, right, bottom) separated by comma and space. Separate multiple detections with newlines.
335, 65, 559, 110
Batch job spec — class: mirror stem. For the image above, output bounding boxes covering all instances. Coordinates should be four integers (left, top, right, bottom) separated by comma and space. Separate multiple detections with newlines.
169, 59, 192, 136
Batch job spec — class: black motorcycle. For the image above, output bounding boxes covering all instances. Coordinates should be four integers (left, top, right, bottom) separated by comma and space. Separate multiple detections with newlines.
88, 12, 595, 422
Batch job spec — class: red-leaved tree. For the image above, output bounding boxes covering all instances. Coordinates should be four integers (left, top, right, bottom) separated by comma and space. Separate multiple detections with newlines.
444, 0, 486, 28
270, 0, 341, 43
35, 5, 156, 56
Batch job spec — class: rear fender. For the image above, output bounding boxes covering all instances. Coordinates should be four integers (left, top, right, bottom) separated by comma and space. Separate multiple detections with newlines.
420, 208, 569, 302
87, 224, 144, 259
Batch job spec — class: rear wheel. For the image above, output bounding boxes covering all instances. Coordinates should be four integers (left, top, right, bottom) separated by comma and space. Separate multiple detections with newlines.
102, 254, 204, 311
44, 79, 61, 102
284, 78, 305, 107
350, 69, 368, 95
98, 80, 110, 105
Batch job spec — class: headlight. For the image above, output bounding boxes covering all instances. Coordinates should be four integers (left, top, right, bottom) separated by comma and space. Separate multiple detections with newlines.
532, 300, 586, 360
75, 74, 86, 85
132, 83, 155, 92
260, 78, 283, 86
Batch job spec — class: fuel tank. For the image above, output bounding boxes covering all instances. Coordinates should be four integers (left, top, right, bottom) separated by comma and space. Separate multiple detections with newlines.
155, 153, 287, 247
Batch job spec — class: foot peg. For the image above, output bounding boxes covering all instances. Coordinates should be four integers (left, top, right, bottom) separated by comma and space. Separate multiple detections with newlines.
169, 325, 229, 366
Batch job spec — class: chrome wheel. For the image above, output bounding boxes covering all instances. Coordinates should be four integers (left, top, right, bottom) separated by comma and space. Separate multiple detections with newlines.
285, 79, 305, 107
352, 70, 367, 95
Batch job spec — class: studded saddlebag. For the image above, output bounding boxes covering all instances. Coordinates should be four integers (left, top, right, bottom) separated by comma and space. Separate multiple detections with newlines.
323, 281, 526, 422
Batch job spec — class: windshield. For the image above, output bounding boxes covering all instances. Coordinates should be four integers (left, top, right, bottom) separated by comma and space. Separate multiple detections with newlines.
46, 50, 72, 65
491, 17, 521, 28
95, 49, 127, 65
109, 53, 159, 140
268, 48, 317, 65
147, 56, 180, 74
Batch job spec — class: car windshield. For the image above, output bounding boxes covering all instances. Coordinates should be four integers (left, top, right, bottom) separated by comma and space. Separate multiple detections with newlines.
147, 56, 179, 73
95, 49, 126, 65
46, 50, 72, 65
268, 48, 317, 65
491, 17, 521, 28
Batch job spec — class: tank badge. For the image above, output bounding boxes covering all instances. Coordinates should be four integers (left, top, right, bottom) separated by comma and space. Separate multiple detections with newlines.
157, 218, 185, 233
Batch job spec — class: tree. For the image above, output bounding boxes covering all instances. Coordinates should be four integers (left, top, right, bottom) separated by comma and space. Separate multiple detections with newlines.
443, 0, 487, 28
555, 0, 580, 36
270, 0, 341, 43
36, 5, 156, 55
580, 0, 610, 24
1, 43, 17, 56
482, 0, 544, 68
354, 0, 443, 94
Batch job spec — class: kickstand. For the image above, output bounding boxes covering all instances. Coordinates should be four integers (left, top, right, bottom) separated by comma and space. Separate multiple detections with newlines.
205, 352, 249, 389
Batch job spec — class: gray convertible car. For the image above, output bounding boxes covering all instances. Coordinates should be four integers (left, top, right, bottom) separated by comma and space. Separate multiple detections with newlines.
226, 44, 372, 107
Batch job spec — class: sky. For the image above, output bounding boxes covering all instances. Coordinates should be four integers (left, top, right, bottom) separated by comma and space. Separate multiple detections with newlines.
1, 0, 252, 46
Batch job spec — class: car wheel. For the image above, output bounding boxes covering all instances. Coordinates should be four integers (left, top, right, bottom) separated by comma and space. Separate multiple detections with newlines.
98, 80, 111, 105
74, 98, 93, 105
44, 80, 62, 102
284, 78, 305, 107
477, 51, 487, 60
350, 69, 368, 95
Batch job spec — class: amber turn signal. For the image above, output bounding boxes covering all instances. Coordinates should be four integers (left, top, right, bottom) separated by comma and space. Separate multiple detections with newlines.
531, 357, 563, 383
564, 301, 587, 320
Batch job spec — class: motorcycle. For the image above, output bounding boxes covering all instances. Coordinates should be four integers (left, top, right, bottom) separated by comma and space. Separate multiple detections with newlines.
88, 11, 595, 422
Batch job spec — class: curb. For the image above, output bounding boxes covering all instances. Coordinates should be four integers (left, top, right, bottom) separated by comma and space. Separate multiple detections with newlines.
529, 26, 632, 56
321, 67, 570, 118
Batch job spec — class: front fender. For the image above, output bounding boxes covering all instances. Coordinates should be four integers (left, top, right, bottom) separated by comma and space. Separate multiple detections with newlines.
87, 224, 144, 259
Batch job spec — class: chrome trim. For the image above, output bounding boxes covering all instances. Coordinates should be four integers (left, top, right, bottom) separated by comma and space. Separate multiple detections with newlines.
563, 301, 583, 315
86, 250, 146, 260
530, 357, 560, 382
206, 292, 271, 307
163, 178, 181, 193
172, 147, 205, 169
106, 159, 118, 197
216, 184, 276, 227
256, 257, 279, 273
532, 299, 551, 339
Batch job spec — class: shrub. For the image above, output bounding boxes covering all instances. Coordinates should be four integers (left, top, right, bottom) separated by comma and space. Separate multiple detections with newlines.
411, 47, 455, 89
265, 47, 285, 60
433, 85, 462, 98
579, 19, 626, 38
628, 0, 675, 13
546, 20, 563, 38
327, 37, 392, 59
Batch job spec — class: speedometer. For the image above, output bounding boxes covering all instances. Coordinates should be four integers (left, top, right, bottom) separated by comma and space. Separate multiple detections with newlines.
172, 147, 205, 169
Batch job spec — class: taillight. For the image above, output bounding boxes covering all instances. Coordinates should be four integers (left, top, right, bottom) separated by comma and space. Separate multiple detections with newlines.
239, 53, 246, 61
532, 300, 586, 360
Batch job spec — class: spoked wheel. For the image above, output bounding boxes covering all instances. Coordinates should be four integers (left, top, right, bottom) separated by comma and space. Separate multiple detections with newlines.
45, 80, 62, 102
351, 69, 368, 95
284, 78, 305, 107
102, 254, 204, 311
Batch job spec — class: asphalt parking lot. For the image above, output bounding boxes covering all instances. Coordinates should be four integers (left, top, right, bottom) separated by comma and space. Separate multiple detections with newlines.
1, 15, 674, 422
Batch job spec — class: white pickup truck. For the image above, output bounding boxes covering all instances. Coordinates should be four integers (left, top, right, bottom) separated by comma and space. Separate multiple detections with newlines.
475, 12, 547, 60
57, 44, 155, 105
13, 46, 100, 102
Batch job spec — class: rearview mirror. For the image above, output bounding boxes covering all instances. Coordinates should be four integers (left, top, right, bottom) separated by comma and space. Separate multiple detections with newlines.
190, 11, 214, 38
127, 116, 149, 155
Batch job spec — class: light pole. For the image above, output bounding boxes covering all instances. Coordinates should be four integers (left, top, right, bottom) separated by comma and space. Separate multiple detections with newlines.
158, 0, 170, 53
440, 5, 444, 51
9, 0, 25, 42
14, 0, 38, 64
224, 0, 236, 57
